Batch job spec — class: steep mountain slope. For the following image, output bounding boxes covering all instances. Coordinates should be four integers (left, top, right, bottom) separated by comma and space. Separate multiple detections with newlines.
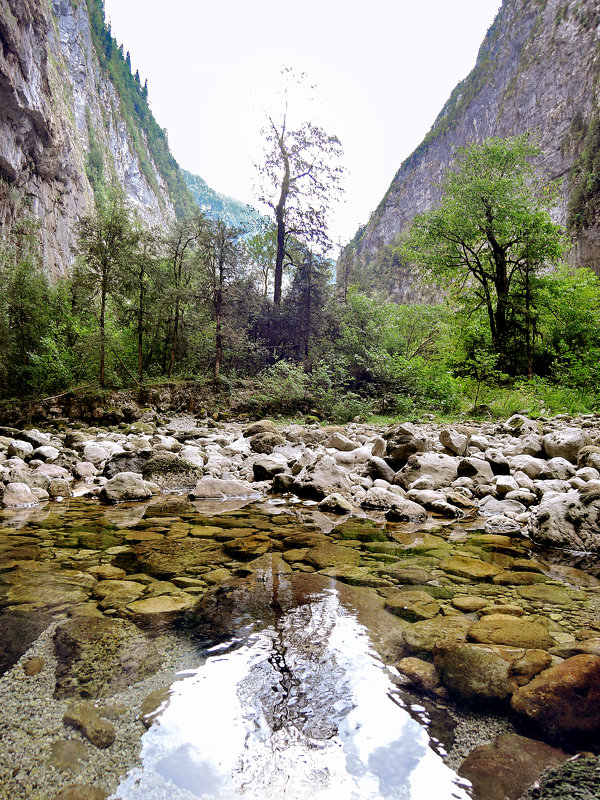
0, 0, 194, 276
338, 0, 600, 298
183, 170, 266, 230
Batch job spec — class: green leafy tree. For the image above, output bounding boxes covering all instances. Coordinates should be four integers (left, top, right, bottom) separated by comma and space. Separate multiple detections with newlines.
402, 136, 565, 374
197, 219, 246, 380
76, 189, 140, 386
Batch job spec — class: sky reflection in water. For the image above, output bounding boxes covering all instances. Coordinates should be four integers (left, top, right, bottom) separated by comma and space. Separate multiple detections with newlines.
113, 575, 470, 800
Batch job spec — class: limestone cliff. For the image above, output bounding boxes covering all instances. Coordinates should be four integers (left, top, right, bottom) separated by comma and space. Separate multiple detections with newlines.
339, 0, 600, 297
0, 0, 193, 277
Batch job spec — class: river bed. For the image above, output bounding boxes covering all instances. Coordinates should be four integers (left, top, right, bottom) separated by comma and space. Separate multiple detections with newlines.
0, 493, 597, 799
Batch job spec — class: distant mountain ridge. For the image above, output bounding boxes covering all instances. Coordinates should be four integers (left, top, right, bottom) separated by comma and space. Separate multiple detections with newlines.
338, 0, 600, 299
183, 170, 266, 231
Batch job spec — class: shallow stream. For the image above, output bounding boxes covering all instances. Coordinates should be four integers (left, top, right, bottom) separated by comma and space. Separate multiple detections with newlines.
0, 494, 597, 799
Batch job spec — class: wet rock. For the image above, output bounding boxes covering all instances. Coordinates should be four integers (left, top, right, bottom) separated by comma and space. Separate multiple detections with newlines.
542, 428, 589, 463
48, 739, 88, 773
492, 571, 546, 586
518, 757, 600, 800
63, 701, 115, 748
385, 590, 440, 621
23, 656, 45, 676
133, 539, 228, 578
189, 477, 260, 499
52, 784, 108, 800
305, 542, 361, 570
511, 655, 600, 744
458, 733, 568, 800
92, 579, 145, 609
380, 566, 430, 585
395, 452, 458, 490
529, 487, 600, 552
87, 565, 127, 581
451, 596, 489, 613
517, 584, 574, 605
99, 472, 154, 503
402, 616, 472, 655
54, 617, 162, 699
467, 615, 555, 650
125, 594, 195, 620
223, 534, 272, 560
439, 555, 503, 581
139, 687, 172, 728
397, 657, 446, 697
320, 565, 392, 588
434, 643, 552, 703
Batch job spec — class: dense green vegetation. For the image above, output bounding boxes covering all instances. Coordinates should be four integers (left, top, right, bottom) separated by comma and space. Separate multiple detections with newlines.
1, 136, 599, 422
85, 0, 195, 217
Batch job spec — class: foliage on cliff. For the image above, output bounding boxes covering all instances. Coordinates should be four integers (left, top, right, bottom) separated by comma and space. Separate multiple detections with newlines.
85, 0, 195, 217
182, 170, 265, 230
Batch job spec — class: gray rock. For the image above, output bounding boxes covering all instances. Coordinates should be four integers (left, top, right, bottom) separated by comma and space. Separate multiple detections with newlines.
529, 486, 600, 552
385, 422, 431, 468
293, 455, 352, 499
543, 428, 589, 463
253, 454, 288, 481
190, 477, 260, 499
395, 452, 458, 490
2, 482, 39, 506
318, 493, 354, 514
99, 472, 154, 503
439, 428, 469, 456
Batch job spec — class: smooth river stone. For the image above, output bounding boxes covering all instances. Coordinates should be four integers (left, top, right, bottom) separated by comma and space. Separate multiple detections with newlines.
467, 615, 555, 650
439, 555, 503, 580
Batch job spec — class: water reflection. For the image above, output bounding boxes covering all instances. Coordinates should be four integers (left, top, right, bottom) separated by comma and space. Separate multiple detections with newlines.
113, 575, 470, 800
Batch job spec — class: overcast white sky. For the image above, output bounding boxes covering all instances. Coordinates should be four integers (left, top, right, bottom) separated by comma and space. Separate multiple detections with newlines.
104, 0, 502, 250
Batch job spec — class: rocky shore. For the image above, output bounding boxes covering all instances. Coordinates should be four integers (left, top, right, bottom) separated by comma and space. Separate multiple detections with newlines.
1, 410, 600, 799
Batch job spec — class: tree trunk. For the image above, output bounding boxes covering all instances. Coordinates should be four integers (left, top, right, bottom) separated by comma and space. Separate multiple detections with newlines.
99, 274, 107, 387
214, 258, 224, 381
273, 144, 290, 306
137, 265, 144, 381
304, 250, 312, 360
167, 297, 179, 378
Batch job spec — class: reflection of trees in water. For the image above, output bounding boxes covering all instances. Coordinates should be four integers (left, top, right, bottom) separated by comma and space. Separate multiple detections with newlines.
236, 592, 347, 741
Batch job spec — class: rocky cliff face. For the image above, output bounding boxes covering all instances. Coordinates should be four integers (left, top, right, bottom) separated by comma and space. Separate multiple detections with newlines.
0, 0, 181, 277
339, 0, 600, 297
